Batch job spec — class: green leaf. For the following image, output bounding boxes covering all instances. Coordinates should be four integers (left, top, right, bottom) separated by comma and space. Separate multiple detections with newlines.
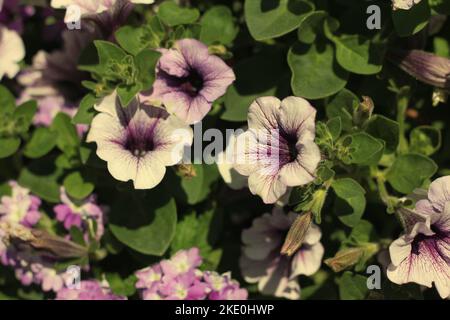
339, 271, 368, 300
23, 127, 57, 158
289, 42, 349, 99
342, 132, 384, 165
115, 26, 148, 56
14, 100, 37, 134
117, 83, 142, 106
0, 138, 21, 158
347, 220, 377, 244
366, 115, 399, 154
297, 11, 328, 44
63, 172, 94, 200
325, 89, 359, 132
80, 40, 127, 74
0, 85, 16, 115
109, 190, 177, 256
245, 0, 314, 41
392, 0, 430, 37
200, 5, 238, 45
327, 117, 342, 141
106, 273, 137, 297
410, 126, 441, 156
332, 178, 366, 227
331, 35, 384, 75
51, 113, 80, 154
73, 94, 97, 125
134, 49, 161, 91
223, 48, 290, 121
157, 1, 200, 27
171, 207, 223, 270
386, 153, 438, 194
18, 159, 62, 202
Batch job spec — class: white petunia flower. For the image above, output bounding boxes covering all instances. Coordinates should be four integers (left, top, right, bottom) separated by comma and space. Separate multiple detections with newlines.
392, 0, 422, 10
51, 0, 155, 22
87, 92, 193, 189
0, 26, 25, 80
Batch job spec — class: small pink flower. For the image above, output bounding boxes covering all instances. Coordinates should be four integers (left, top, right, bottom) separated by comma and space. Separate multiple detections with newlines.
143, 39, 235, 124
56, 280, 126, 300
240, 208, 324, 300
0, 181, 41, 228
54, 187, 105, 240
388, 176, 450, 299
160, 247, 202, 279
234, 96, 321, 204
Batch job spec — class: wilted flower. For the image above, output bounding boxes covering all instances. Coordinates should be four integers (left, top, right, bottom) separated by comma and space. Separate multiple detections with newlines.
54, 188, 105, 240
135, 248, 247, 300
240, 208, 324, 300
0, 26, 25, 80
234, 96, 321, 204
392, 0, 422, 10
388, 176, 450, 299
143, 39, 235, 124
0, 182, 41, 228
388, 49, 450, 90
56, 280, 126, 300
87, 92, 193, 189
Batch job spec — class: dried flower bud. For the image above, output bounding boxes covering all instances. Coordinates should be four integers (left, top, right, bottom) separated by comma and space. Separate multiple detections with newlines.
176, 164, 197, 179
353, 96, 374, 126
388, 49, 450, 90
281, 212, 312, 256
324, 247, 364, 272
0, 221, 35, 245
29, 229, 88, 259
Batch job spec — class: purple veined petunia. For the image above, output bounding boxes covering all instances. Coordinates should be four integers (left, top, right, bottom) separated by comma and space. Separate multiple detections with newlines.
51, 0, 154, 22
87, 91, 193, 189
233, 96, 321, 204
142, 39, 236, 125
387, 176, 450, 299
392, 0, 422, 10
240, 207, 324, 300
0, 26, 25, 80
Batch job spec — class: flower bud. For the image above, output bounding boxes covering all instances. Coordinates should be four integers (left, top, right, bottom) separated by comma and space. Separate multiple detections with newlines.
176, 164, 197, 179
388, 49, 450, 90
353, 96, 374, 127
281, 212, 312, 257
324, 247, 364, 272
30, 229, 88, 259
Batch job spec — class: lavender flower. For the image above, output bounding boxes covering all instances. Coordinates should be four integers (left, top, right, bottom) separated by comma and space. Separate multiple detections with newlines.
56, 280, 126, 300
0, 182, 41, 228
54, 188, 105, 241
234, 96, 321, 204
388, 49, 450, 90
387, 176, 450, 299
240, 208, 324, 300
87, 92, 193, 189
135, 248, 248, 300
0, 26, 25, 80
143, 39, 235, 124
